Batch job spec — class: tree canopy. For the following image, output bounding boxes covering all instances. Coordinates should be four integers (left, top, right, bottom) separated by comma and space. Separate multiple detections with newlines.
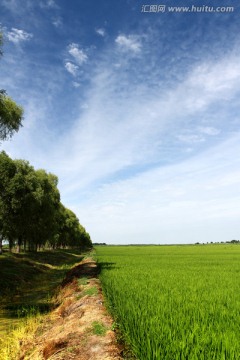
0, 151, 92, 252
0, 33, 24, 141
0, 91, 24, 140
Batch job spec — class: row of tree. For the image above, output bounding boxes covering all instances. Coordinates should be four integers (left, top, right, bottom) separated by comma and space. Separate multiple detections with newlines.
0, 33, 92, 253
0, 151, 92, 253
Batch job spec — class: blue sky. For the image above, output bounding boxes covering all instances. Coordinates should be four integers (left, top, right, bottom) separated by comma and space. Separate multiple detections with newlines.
1, 0, 240, 244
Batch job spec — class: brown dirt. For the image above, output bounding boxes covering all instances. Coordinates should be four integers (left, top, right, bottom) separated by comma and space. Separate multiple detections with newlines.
19, 258, 123, 360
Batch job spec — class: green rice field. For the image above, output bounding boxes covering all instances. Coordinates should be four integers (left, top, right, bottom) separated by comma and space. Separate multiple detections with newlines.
95, 244, 240, 360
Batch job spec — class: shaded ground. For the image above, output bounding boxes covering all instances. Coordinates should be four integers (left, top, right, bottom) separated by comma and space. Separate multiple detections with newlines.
19, 258, 124, 360
0, 249, 84, 301
0, 250, 84, 335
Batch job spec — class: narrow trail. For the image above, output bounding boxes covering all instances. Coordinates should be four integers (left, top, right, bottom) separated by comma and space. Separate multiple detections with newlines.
19, 258, 124, 360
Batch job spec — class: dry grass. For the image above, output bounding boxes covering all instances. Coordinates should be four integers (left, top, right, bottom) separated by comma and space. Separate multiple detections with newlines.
18, 258, 122, 360
42, 339, 68, 359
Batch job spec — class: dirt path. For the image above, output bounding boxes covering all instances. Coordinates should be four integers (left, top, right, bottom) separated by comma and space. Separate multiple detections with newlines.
20, 258, 123, 360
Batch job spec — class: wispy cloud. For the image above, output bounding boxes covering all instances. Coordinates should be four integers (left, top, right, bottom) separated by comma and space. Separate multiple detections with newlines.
115, 34, 142, 53
185, 57, 240, 108
96, 28, 106, 37
198, 127, 220, 136
52, 16, 62, 28
1, 0, 36, 18
177, 134, 206, 144
73, 81, 81, 88
65, 62, 78, 76
68, 43, 88, 65
40, 0, 58, 9
6, 28, 33, 44
176, 126, 221, 144
73, 132, 240, 244
49, 47, 240, 200
2, 0, 21, 12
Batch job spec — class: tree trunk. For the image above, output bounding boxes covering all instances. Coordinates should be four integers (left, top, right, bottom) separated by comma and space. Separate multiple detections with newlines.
9, 238, 14, 252
0, 236, 2, 255
17, 236, 23, 253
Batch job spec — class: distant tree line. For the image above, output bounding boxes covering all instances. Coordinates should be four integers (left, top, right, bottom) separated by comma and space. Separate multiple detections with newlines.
195, 240, 240, 245
0, 151, 92, 253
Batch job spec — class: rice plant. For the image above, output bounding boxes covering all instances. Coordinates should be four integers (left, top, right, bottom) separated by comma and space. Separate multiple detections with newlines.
96, 244, 240, 360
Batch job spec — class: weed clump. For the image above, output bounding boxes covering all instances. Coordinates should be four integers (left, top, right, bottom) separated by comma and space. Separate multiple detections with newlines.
91, 321, 108, 336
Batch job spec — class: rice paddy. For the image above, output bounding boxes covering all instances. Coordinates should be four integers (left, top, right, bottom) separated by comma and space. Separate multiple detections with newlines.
95, 244, 240, 360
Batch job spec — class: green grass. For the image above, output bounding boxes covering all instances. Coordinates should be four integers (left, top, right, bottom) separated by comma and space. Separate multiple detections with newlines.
78, 277, 89, 286
91, 321, 108, 336
96, 244, 240, 360
83, 286, 98, 296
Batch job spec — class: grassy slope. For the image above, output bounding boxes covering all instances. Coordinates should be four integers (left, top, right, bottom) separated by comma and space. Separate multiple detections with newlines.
0, 249, 84, 333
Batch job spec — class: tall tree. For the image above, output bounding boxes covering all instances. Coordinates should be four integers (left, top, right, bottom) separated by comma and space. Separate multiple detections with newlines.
0, 151, 92, 252
0, 33, 24, 141
29, 169, 60, 251
54, 205, 92, 250
0, 151, 17, 253
0, 153, 61, 252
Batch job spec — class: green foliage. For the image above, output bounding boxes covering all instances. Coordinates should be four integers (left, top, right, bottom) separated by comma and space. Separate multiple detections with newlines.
0, 151, 92, 252
0, 33, 23, 141
0, 92, 23, 140
53, 204, 92, 251
96, 245, 240, 360
0, 153, 60, 251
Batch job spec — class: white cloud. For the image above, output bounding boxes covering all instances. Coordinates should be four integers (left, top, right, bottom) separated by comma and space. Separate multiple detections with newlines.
184, 57, 240, 110
198, 127, 220, 136
65, 62, 78, 76
192, 61, 240, 94
176, 127, 220, 144
6, 28, 33, 44
40, 0, 58, 8
72, 81, 81, 88
68, 43, 88, 65
52, 17, 62, 28
53, 49, 240, 244
73, 133, 240, 244
115, 34, 142, 53
96, 28, 106, 37
53, 49, 240, 195
80, 103, 89, 109
177, 134, 205, 144
47, 0, 57, 7
2, 0, 22, 12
